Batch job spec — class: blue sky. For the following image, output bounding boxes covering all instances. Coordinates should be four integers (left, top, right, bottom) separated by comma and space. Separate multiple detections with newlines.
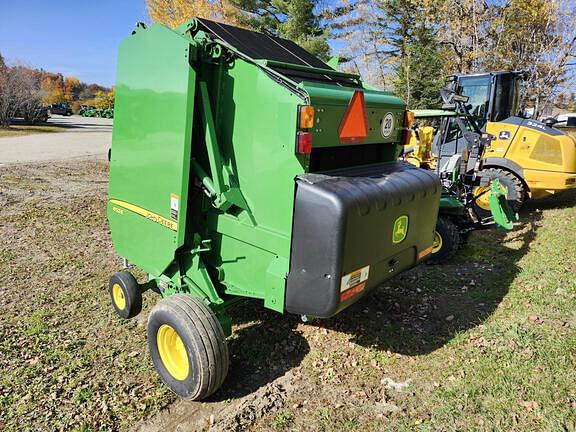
0, 1, 341, 88
0, 0, 345, 89
0, 0, 148, 87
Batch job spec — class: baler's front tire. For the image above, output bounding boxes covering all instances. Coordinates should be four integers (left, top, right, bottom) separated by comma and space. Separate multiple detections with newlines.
147, 295, 229, 400
426, 216, 460, 265
109, 272, 142, 319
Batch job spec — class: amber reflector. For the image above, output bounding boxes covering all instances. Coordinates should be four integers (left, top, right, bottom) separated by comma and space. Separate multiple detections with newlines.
299, 105, 315, 129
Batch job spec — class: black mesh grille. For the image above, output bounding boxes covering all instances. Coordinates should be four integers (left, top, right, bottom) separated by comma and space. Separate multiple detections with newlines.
196, 18, 357, 87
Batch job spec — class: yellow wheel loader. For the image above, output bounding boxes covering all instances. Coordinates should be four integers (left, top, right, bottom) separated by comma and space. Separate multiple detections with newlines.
444, 71, 576, 213
410, 71, 576, 215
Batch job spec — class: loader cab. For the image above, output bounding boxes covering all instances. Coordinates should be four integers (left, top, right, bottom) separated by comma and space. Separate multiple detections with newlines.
453, 71, 524, 124
436, 71, 525, 160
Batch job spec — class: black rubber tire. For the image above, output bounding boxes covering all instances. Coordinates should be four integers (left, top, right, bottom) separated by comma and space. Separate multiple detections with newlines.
147, 294, 229, 400
426, 216, 460, 265
474, 168, 525, 219
109, 272, 142, 319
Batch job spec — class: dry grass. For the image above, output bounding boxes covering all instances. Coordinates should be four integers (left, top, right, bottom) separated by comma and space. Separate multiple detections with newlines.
0, 124, 65, 138
0, 161, 574, 432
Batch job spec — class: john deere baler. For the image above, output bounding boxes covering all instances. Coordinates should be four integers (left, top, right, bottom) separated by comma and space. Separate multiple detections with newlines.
107, 18, 441, 400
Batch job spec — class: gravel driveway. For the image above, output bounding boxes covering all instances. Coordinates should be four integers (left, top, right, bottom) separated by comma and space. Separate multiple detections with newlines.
0, 115, 112, 164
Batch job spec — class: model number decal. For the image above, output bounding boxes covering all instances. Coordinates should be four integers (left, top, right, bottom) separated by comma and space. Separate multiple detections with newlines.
340, 265, 370, 292
526, 121, 546, 131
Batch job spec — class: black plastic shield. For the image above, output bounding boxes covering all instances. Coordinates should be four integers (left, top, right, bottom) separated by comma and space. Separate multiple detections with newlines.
286, 162, 441, 317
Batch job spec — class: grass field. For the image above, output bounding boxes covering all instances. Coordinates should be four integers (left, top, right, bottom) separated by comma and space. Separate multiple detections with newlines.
0, 124, 66, 138
0, 161, 574, 431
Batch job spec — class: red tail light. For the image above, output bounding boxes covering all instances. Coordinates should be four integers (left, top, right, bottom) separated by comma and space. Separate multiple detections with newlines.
296, 131, 312, 154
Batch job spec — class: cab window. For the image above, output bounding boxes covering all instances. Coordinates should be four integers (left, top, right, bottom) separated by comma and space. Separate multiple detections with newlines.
457, 76, 491, 125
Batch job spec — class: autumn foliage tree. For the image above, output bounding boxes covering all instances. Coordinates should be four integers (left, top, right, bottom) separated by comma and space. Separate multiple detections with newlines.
64, 76, 81, 103
147, 0, 240, 28
147, 0, 330, 59
486, 0, 576, 115
41, 74, 65, 105
332, 0, 575, 114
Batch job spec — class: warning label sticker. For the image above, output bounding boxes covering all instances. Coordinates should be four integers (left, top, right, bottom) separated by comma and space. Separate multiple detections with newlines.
340, 282, 366, 302
170, 194, 179, 221
340, 265, 370, 293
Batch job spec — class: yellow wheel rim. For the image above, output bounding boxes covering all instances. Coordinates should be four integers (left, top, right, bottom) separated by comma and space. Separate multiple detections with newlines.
432, 230, 443, 254
157, 324, 189, 381
474, 184, 508, 211
112, 283, 126, 310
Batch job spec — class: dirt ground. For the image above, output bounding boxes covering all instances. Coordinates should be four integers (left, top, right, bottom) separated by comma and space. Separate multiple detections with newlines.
0, 160, 574, 432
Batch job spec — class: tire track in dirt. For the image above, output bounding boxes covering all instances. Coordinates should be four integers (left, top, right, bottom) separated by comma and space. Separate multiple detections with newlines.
133, 372, 295, 432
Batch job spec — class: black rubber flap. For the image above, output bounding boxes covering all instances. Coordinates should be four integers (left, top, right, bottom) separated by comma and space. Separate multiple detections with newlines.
286, 162, 441, 317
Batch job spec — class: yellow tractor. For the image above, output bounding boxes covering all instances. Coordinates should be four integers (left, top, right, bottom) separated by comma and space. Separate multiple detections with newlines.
410, 71, 576, 215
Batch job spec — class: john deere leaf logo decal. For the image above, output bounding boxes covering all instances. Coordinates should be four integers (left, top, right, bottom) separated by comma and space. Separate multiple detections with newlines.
392, 215, 409, 244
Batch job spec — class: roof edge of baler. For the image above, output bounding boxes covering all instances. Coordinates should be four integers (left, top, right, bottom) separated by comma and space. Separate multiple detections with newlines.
178, 18, 368, 94
132, 19, 405, 106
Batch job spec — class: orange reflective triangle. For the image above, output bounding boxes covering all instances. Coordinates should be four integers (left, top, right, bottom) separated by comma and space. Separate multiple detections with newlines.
338, 90, 368, 143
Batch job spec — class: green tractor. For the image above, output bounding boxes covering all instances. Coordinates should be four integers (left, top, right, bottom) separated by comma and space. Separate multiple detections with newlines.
82, 107, 114, 118
407, 89, 517, 264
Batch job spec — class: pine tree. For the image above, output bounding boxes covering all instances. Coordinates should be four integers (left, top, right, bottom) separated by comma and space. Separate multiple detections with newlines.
332, 0, 443, 106
227, 0, 330, 60
393, 20, 444, 108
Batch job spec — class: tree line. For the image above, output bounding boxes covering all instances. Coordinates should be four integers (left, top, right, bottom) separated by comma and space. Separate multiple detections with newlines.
0, 52, 113, 128
147, 0, 576, 115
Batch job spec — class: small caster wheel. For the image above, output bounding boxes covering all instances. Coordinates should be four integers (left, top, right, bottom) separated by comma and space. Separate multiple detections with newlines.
109, 272, 142, 319
147, 294, 229, 400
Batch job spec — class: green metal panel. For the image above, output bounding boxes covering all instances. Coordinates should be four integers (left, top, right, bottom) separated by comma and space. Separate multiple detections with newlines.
302, 82, 406, 147
107, 24, 196, 276
196, 57, 306, 311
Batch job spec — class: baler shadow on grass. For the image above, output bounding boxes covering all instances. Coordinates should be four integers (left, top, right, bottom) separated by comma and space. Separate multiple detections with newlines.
314, 189, 575, 357
206, 303, 309, 401
204, 195, 569, 399
307, 208, 544, 357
